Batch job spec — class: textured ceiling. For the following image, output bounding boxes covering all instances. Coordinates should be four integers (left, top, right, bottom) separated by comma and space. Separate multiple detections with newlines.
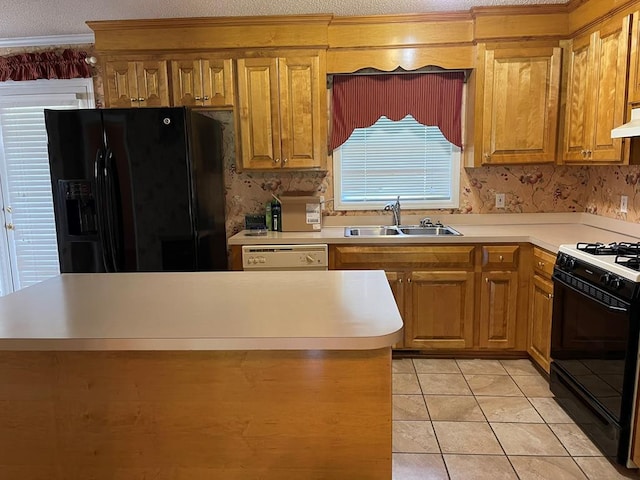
0, 0, 568, 40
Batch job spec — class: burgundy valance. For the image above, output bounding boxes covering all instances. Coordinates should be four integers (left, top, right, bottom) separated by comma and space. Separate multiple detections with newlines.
0, 49, 92, 82
330, 72, 465, 151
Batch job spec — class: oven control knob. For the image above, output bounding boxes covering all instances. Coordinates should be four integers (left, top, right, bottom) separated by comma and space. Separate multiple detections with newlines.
557, 254, 566, 267
610, 277, 623, 290
601, 273, 612, 286
566, 258, 576, 270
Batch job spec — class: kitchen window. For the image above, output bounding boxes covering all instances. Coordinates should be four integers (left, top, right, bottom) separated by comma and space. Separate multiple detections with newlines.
330, 72, 464, 211
333, 114, 461, 210
0, 78, 94, 296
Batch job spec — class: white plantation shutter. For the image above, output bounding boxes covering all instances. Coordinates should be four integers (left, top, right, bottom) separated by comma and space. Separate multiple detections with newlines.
333, 115, 460, 210
0, 79, 94, 295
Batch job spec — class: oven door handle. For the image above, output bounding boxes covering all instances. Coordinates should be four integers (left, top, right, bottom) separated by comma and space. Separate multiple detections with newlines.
553, 275, 630, 313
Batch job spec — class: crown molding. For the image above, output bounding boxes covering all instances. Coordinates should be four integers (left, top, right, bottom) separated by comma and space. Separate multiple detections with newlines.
0, 34, 94, 48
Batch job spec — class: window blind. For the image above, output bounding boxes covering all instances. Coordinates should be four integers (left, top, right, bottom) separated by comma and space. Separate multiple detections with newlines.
335, 115, 459, 209
0, 98, 77, 290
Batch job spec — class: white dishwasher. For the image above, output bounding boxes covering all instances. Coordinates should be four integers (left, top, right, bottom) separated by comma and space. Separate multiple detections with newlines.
241, 244, 328, 271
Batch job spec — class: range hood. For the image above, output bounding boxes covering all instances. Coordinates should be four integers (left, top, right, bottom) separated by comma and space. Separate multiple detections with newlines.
611, 108, 640, 138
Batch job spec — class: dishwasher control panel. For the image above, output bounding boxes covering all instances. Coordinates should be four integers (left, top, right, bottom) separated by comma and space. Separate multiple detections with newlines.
242, 244, 328, 271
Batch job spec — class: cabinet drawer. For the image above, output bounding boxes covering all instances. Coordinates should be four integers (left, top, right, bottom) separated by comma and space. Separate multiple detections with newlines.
331, 245, 475, 270
533, 247, 556, 279
481, 245, 519, 270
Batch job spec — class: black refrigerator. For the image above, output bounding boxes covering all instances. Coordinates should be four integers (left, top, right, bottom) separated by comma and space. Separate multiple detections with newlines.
44, 107, 228, 272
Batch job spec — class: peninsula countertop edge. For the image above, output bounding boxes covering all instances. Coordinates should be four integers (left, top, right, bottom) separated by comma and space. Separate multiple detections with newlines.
0, 270, 403, 351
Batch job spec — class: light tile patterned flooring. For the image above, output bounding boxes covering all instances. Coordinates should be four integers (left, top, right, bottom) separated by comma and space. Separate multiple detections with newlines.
392, 358, 640, 480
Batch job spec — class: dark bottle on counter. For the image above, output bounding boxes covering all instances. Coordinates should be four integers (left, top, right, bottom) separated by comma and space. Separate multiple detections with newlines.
271, 201, 282, 232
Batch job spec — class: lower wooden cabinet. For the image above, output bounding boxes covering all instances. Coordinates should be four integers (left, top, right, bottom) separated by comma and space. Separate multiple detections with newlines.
385, 271, 406, 348
528, 274, 554, 372
527, 247, 556, 372
479, 270, 519, 349
329, 243, 532, 352
405, 271, 475, 349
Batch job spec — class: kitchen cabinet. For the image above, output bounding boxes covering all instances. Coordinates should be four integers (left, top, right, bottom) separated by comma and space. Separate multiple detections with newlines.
236, 53, 326, 170
528, 247, 556, 372
562, 14, 630, 164
386, 271, 406, 348
627, 11, 640, 105
329, 245, 476, 350
478, 246, 519, 349
171, 57, 234, 107
406, 270, 475, 349
467, 44, 561, 166
104, 60, 170, 108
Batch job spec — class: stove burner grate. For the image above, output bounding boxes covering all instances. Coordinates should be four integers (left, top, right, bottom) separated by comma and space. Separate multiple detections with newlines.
577, 242, 640, 257
616, 255, 640, 271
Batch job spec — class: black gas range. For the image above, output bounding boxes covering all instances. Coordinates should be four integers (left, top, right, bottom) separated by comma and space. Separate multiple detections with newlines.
551, 242, 640, 465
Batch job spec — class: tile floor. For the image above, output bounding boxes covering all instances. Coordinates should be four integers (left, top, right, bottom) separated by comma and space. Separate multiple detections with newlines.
392, 358, 640, 480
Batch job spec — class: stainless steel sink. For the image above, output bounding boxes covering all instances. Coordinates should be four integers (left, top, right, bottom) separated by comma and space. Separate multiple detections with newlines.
344, 225, 462, 237
344, 226, 401, 237
398, 226, 462, 236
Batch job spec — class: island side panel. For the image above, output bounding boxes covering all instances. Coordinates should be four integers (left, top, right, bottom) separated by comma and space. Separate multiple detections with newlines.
0, 349, 392, 479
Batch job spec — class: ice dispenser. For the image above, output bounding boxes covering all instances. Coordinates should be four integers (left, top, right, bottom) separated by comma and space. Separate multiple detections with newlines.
59, 180, 97, 236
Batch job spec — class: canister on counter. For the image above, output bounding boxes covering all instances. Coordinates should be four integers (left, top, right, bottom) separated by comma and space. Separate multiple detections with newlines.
271, 200, 282, 232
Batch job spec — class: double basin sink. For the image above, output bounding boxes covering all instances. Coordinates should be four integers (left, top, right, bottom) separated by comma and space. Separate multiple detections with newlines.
344, 225, 462, 237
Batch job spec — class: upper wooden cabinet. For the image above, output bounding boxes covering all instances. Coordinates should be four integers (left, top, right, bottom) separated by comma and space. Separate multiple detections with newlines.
561, 14, 630, 164
627, 11, 640, 105
466, 44, 561, 166
171, 57, 234, 108
104, 60, 170, 108
236, 53, 327, 170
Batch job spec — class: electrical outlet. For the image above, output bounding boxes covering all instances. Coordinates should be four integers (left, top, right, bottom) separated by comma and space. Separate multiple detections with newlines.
621, 195, 628, 213
495, 193, 505, 209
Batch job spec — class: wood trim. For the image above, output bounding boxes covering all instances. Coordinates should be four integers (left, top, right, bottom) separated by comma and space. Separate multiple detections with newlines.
87, 14, 335, 30
327, 46, 475, 73
470, 4, 571, 16
328, 12, 473, 24
328, 19, 474, 48
474, 13, 569, 41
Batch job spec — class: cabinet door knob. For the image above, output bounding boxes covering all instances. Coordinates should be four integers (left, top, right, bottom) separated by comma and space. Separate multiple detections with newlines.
499, 255, 504, 261
407, 277, 412, 283
485, 277, 489, 283
538, 261, 544, 267
547, 293, 554, 300
274, 158, 280, 164
398, 278, 402, 284
130, 98, 138, 102
283, 158, 288, 164
203, 96, 210, 100
484, 153, 490, 160
195, 96, 202, 101
138, 98, 145, 102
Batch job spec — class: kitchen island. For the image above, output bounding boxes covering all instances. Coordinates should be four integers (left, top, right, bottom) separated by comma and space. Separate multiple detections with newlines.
0, 271, 402, 479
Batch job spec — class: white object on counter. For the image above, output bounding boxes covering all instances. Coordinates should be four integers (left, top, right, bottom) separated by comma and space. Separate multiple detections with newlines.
0, 271, 402, 351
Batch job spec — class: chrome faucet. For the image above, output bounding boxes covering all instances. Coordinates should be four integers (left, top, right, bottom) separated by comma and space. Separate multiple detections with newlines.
384, 196, 402, 227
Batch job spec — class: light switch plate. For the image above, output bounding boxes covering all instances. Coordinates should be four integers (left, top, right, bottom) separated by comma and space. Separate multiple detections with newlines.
621, 195, 628, 213
495, 193, 505, 209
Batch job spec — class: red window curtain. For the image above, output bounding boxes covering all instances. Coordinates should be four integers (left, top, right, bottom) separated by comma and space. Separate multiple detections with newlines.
0, 49, 91, 82
330, 72, 465, 151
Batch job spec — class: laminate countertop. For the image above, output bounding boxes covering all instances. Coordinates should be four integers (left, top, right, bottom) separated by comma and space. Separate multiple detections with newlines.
228, 213, 640, 253
0, 271, 403, 351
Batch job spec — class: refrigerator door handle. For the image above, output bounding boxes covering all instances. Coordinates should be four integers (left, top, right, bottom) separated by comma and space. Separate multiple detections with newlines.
93, 148, 112, 272
104, 148, 121, 272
